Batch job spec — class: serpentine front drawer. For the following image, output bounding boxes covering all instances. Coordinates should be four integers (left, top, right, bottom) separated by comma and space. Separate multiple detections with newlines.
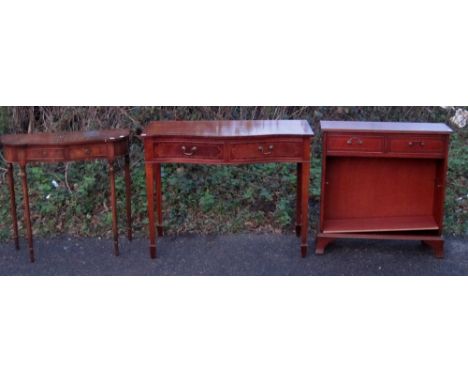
153, 141, 224, 162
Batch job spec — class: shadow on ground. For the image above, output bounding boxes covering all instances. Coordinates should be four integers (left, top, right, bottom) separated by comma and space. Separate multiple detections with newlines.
0, 234, 467, 276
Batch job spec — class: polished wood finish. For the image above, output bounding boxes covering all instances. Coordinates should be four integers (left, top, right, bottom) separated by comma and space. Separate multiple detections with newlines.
320, 120, 452, 134
154, 163, 163, 237
144, 120, 313, 137
19, 164, 34, 262
124, 154, 132, 241
6, 163, 19, 250
142, 120, 314, 258
0, 129, 132, 261
317, 121, 452, 258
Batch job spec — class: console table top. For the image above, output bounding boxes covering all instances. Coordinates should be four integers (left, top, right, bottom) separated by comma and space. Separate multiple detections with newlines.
320, 120, 452, 134
0, 129, 130, 146
142, 120, 314, 138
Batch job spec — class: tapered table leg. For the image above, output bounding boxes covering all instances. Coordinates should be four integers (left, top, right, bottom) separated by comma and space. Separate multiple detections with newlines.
154, 163, 163, 236
300, 161, 310, 257
124, 154, 132, 241
19, 165, 34, 262
108, 160, 119, 256
145, 162, 157, 258
7, 163, 20, 250
295, 162, 302, 237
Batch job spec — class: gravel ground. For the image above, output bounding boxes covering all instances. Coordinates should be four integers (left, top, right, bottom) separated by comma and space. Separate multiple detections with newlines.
0, 234, 467, 276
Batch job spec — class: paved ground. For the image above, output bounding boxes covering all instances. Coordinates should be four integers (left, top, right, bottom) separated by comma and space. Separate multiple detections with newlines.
0, 234, 467, 275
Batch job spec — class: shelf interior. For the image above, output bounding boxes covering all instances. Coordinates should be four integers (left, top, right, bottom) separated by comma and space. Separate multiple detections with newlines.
323, 215, 439, 234
322, 157, 442, 234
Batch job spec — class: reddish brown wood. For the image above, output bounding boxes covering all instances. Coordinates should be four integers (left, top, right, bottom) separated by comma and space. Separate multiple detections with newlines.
19, 165, 34, 262
144, 120, 313, 138
0, 129, 132, 261
145, 162, 157, 259
6, 163, 19, 250
295, 162, 302, 237
327, 134, 384, 153
154, 163, 163, 236
388, 136, 444, 154
0, 129, 130, 146
320, 120, 452, 134
142, 120, 314, 258
422, 239, 444, 259
108, 160, 119, 256
300, 161, 310, 257
124, 154, 132, 241
323, 216, 438, 233
317, 121, 452, 258
315, 236, 334, 255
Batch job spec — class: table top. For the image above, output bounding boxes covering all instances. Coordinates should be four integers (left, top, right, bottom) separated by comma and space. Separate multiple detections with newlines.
320, 120, 452, 134
0, 129, 130, 147
142, 120, 314, 138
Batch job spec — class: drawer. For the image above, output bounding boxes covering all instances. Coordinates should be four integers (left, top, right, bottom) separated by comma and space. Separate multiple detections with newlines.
27, 147, 65, 161
326, 135, 384, 153
153, 141, 224, 161
389, 136, 445, 154
68, 144, 107, 160
229, 140, 303, 161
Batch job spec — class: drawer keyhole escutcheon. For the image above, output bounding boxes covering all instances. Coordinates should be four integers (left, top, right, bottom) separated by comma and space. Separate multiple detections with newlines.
84, 148, 91, 155
346, 137, 363, 145
181, 145, 197, 156
258, 144, 274, 155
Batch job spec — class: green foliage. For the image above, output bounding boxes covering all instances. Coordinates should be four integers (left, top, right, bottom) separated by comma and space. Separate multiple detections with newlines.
445, 127, 468, 235
0, 106, 466, 241
0, 107, 8, 134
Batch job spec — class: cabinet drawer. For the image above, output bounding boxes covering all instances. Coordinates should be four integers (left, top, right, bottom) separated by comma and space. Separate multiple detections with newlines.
326, 135, 384, 153
153, 141, 224, 161
68, 144, 107, 160
389, 136, 445, 154
27, 147, 65, 161
229, 141, 303, 161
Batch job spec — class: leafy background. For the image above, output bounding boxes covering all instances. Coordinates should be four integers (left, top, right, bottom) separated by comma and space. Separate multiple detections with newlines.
0, 106, 466, 241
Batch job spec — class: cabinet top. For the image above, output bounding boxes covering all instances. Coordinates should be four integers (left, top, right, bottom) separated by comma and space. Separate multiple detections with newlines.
143, 120, 314, 138
320, 120, 452, 134
0, 129, 130, 146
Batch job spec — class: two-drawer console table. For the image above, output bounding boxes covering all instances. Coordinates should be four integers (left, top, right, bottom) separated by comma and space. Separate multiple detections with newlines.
1, 129, 132, 262
316, 121, 452, 258
141, 120, 314, 259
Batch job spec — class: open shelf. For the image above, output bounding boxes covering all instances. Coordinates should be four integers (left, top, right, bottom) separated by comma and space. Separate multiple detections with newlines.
322, 215, 439, 234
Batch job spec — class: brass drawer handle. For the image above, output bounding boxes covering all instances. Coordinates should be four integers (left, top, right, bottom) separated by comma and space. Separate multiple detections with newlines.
42, 150, 48, 156
346, 137, 363, 145
181, 145, 197, 156
84, 148, 91, 155
408, 141, 425, 147
258, 144, 274, 155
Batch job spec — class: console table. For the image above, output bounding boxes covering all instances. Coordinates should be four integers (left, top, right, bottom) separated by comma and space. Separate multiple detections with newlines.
1, 129, 132, 262
141, 120, 314, 259
316, 121, 452, 257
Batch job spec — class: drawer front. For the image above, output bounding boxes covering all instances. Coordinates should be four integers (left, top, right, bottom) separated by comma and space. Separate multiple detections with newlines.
27, 147, 65, 161
153, 141, 224, 161
389, 136, 445, 154
68, 144, 108, 160
229, 141, 303, 161
327, 135, 384, 153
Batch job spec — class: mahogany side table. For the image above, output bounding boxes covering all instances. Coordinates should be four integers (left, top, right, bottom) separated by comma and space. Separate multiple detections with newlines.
1, 129, 132, 262
316, 121, 452, 257
141, 120, 314, 259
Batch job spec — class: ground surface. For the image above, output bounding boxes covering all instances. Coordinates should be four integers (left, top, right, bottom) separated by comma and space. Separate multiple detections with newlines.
0, 234, 467, 275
